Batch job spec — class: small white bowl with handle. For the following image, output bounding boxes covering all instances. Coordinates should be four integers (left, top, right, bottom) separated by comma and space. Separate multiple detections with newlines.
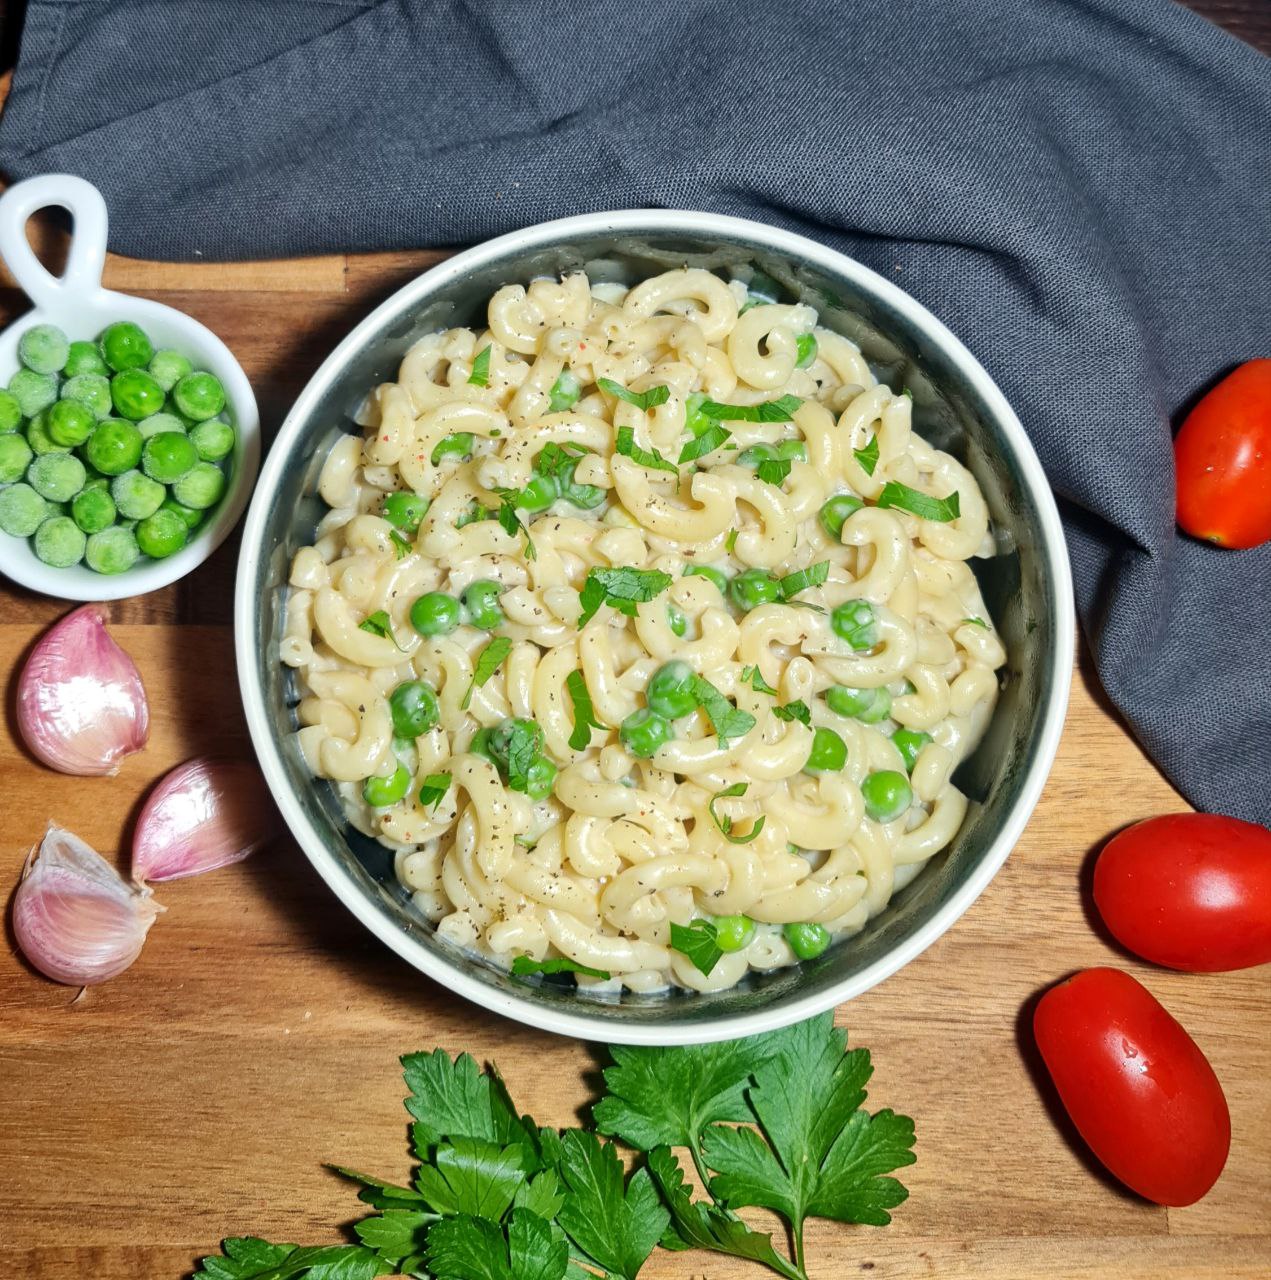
0, 173, 259, 600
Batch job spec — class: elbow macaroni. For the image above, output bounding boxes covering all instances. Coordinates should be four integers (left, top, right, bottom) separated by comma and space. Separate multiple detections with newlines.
282, 267, 1005, 994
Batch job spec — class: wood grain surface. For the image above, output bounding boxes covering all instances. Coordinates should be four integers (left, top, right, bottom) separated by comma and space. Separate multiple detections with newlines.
1, 6, 1268, 1279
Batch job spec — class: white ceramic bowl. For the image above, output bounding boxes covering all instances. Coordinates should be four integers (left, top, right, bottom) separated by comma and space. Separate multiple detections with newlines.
237, 210, 1074, 1045
0, 174, 259, 600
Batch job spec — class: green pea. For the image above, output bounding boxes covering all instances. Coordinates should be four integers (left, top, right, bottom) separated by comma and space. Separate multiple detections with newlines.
99, 321, 155, 372
137, 411, 187, 439
383, 490, 429, 534
462, 579, 504, 630
831, 599, 877, 650
737, 443, 778, 468
0, 390, 20, 432
142, 431, 198, 483
524, 755, 558, 802
667, 605, 688, 637
389, 680, 440, 738
65, 340, 109, 377
730, 567, 782, 611
110, 469, 165, 520
619, 707, 673, 759
161, 496, 205, 531
33, 515, 86, 568
818, 494, 864, 541
77, 435, 118, 487
795, 333, 818, 368
468, 726, 497, 764
71, 487, 116, 534
775, 439, 807, 461
18, 323, 69, 374
170, 460, 226, 510
825, 684, 890, 724
714, 914, 755, 953
136, 508, 188, 559
0, 432, 33, 484
804, 726, 848, 774
24, 410, 64, 456
9, 368, 58, 417
861, 770, 913, 823
410, 591, 461, 636
60, 373, 113, 421
362, 761, 411, 807
430, 431, 475, 465
186, 418, 235, 462
560, 477, 605, 510
110, 368, 166, 421
84, 525, 140, 574
784, 921, 831, 960
517, 473, 559, 513
148, 348, 192, 391
547, 368, 580, 412
646, 660, 697, 720
0, 483, 48, 537
28, 452, 86, 503
892, 729, 933, 773
43, 400, 93, 448
683, 564, 729, 596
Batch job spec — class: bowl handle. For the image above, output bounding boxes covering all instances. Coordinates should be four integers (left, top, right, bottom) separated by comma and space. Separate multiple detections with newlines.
0, 173, 108, 313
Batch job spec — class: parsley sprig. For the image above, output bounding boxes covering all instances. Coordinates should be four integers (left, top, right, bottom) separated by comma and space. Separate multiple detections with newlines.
195, 1014, 915, 1280
577, 567, 673, 629
878, 481, 961, 523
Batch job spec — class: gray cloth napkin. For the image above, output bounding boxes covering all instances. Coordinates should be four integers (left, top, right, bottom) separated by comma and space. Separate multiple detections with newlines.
1, 0, 1268, 822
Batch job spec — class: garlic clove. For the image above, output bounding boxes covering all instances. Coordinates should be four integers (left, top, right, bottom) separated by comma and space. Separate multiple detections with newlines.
13, 825, 160, 986
17, 604, 150, 776
132, 757, 277, 883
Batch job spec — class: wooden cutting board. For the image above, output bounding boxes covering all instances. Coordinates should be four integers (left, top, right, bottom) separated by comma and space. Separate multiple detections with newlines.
2, 33, 1270, 1261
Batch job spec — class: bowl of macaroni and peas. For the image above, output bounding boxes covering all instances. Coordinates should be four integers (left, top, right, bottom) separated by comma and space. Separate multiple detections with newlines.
236, 210, 1073, 1045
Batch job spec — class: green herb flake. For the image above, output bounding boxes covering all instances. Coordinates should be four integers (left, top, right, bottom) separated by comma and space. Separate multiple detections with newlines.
577, 566, 674, 629
854, 434, 880, 476
615, 424, 678, 477
963, 615, 988, 628
511, 955, 612, 981
697, 394, 802, 423
597, 377, 670, 413
755, 457, 792, 486
878, 481, 961, 523
358, 610, 403, 650
547, 368, 581, 413
689, 674, 757, 747
669, 919, 723, 976
778, 560, 829, 600
461, 635, 513, 711
389, 529, 412, 559
418, 772, 452, 810
467, 345, 492, 387
741, 664, 778, 696
565, 669, 605, 752
678, 424, 731, 464
492, 488, 537, 559
772, 700, 811, 725
708, 781, 766, 845
725, 527, 739, 554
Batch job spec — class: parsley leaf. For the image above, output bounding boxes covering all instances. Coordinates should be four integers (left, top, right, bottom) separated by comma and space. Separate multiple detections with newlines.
688, 674, 756, 747
331, 1166, 430, 1211
353, 1210, 433, 1271
725, 527, 739, 553
462, 636, 512, 711
426, 1209, 568, 1280
697, 394, 802, 422
597, 378, 670, 413
389, 529, 411, 559
962, 615, 988, 628
778, 561, 829, 599
740, 665, 778, 696
402, 1049, 531, 1152
510, 955, 611, 981
193, 1238, 390, 1280
878, 481, 961, 523
501, 721, 541, 794
669, 919, 722, 976
853, 435, 879, 476
418, 772, 452, 810
358, 610, 400, 647
415, 1136, 526, 1220
755, 457, 792, 486
565, 669, 605, 752
577, 567, 673, 628
678, 423, 731, 463
773, 700, 811, 725
468, 345, 492, 387
615, 424, 678, 476
493, 489, 537, 559
708, 781, 765, 845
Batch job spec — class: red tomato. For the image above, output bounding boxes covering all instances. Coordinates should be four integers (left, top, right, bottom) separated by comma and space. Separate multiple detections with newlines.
1095, 813, 1271, 972
1033, 969, 1229, 1206
1175, 358, 1271, 549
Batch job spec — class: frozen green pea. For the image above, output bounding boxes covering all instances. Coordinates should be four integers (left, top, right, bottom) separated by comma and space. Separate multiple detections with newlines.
0, 432, 33, 483
110, 469, 165, 520
517, 473, 558, 513
784, 921, 831, 960
60, 373, 113, 421
430, 431, 474, 465
667, 605, 688, 637
86, 418, 144, 475
730, 568, 782, 611
683, 564, 729, 596
892, 729, 933, 773
160, 496, 204, 531
861, 770, 913, 823
0, 482, 47, 536
818, 494, 864, 542
795, 333, 817, 368
84, 525, 140, 574
46, 400, 96, 448
461, 579, 503, 631
28, 452, 86, 503
18, 324, 69, 374
382, 490, 428, 533
409, 591, 461, 637
148, 349, 192, 391
9, 368, 58, 417
135, 508, 188, 559
142, 431, 198, 483
389, 680, 440, 739
362, 762, 411, 808
25, 410, 66, 456
619, 707, 673, 759
71, 486, 116, 534
0, 389, 21, 432
111, 368, 166, 420
170, 460, 226, 510
137, 411, 187, 439
775, 439, 806, 461
188, 417, 235, 462
99, 321, 154, 372
831, 599, 878, 651
64, 340, 109, 377
547, 368, 580, 412
171, 371, 226, 421
524, 756, 557, 802
714, 914, 755, 953
804, 726, 848, 774
33, 516, 86, 568
646, 660, 697, 720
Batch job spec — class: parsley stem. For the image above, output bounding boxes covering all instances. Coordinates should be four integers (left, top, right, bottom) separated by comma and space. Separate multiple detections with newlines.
794, 1219, 808, 1276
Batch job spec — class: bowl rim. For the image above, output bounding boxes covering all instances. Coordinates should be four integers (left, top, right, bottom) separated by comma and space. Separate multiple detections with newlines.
235, 208, 1075, 1045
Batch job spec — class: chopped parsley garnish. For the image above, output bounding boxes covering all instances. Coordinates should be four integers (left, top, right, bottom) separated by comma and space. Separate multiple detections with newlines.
565, 669, 605, 752
725, 527, 739, 553
773, 700, 812, 725
795, 333, 817, 367
418, 772, 451, 810
669, 918, 723, 976
678, 424, 731, 463
455, 501, 496, 529
854, 434, 880, 476
502, 721, 541, 794
597, 377, 670, 413
389, 529, 412, 559
755, 457, 792, 486
963, 616, 988, 628
708, 782, 766, 846
577, 566, 674, 629
778, 560, 829, 599
467, 345, 492, 387
741, 664, 778, 696
696, 394, 802, 423
615, 425, 678, 476
358, 610, 402, 649
511, 955, 612, 981
547, 368, 581, 412
492, 488, 537, 559
461, 635, 513, 710
878, 481, 961, 523
689, 674, 756, 747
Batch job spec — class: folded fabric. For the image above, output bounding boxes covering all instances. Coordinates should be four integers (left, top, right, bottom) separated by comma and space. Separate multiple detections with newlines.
1, 0, 1268, 821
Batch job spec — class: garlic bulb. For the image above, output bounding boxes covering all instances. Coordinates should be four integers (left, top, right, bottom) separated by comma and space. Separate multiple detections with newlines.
13, 825, 160, 986
132, 757, 276, 883
17, 605, 149, 775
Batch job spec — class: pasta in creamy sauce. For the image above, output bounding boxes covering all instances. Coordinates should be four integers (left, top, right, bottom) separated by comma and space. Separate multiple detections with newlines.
281, 266, 1006, 994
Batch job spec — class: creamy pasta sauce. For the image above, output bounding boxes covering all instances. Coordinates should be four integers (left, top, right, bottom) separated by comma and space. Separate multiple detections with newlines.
281, 267, 1005, 994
